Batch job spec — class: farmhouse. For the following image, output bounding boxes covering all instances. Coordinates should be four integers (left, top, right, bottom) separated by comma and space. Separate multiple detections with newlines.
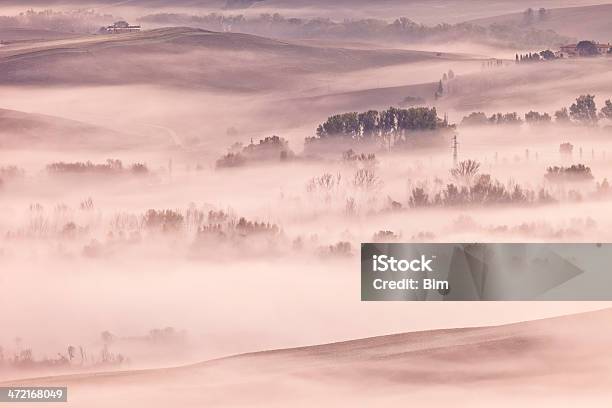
102, 21, 141, 34
557, 41, 611, 58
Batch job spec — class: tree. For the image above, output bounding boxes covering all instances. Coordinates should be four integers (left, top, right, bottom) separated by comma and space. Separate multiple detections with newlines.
451, 159, 481, 186
538, 8, 547, 20
576, 40, 599, 57
488, 112, 522, 125
461, 112, 488, 126
523, 8, 534, 24
436, 80, 444, 97
525, 111, 551, 124
409, 188, 429, 207
539, 49, 555, 60
101, 331, 115, 344
600, 99, 612, 120
569, 94, 598, 125
448, 69, 455, 79
555, 107, 570, 122
358, 110, 380, 140
68, 346, 76, 361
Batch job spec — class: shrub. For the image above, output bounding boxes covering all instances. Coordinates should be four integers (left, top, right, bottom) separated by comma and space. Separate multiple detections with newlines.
306, 173, 341, 194
352, 169, 382, 191
342, 149, 376, 164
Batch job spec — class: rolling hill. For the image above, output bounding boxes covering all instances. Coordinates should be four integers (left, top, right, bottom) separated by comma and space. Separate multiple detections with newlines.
3, 308, 611, 406
0, 28, 79, 42
0, 108, 137, 149
0, 27, 469, 91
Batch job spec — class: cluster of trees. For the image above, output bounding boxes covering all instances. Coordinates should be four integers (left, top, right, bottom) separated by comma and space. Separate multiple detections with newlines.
197, 216, 280, 240
216, 136, 294, 168
482, 59, 505, 69
461, 95, 612, 127
139, 12, 569, 48
0, 9, 112, 34
192, 209, 280, 240
515, 41, 612, 62
545, 164, 594, 182
372, 230, 401, 242
559, 94, 612, 125
310, 107, 451, 146
322, 241, 352, 257
47, 159, 148, 175
435, 70, 455, 99
143, 209, 184, 233
0, 341, 127, 371
525, 111, 552, 124
515, 49, 556, 63
406, 159, 559, 207
461, 112, 522, 126
408, 174, 550, 207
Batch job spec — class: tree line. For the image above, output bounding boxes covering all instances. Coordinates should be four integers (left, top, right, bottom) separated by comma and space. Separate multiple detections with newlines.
310, 107, 452, 145
461, 94, 612, 127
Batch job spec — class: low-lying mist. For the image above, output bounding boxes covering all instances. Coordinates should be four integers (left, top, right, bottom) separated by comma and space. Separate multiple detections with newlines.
2, 7, 612, 383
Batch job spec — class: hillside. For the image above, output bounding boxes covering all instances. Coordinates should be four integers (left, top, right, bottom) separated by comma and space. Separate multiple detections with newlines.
0, 28, 79, 42
4, 308, 611, 406
0, 108, 136, 149
468, 4, 612, 42
0, 27, 467, 91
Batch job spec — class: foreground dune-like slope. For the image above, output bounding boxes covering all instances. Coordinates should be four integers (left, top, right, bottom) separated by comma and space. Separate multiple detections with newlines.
4, 308, 612, 406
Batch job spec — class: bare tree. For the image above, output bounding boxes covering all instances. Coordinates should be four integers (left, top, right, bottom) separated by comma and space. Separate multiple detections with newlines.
451, 159, 481, 185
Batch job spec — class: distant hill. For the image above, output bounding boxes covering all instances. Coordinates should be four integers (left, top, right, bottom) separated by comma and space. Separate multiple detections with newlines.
2, 1, 600, 23
468, 4, 612, 42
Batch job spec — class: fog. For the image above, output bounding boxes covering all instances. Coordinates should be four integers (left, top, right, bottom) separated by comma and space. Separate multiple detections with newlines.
1, 2, 612, 405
